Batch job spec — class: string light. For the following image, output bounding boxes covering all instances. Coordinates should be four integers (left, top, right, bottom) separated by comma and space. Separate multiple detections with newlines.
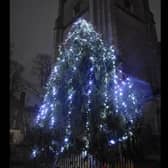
34, 19, 147, 156
109, 139, 116, 145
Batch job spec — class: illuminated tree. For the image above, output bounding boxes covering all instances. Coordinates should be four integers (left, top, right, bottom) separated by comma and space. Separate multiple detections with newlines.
32, 19, 142, 160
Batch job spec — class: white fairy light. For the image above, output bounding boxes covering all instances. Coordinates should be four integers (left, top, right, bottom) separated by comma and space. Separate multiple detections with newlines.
109, 139, 116, 145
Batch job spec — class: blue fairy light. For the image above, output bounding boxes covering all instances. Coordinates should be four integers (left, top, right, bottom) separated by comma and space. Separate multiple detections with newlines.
64, 138, 68, 143
73, 67, 77, 71
54, 66, 58, 73
109, 139, 116, 145
90, 67, 94, 72
60, 147, 64, 153
31, 148, 38, 159
68, 94, 73, 100
34, 19, 150, 155
88, 90, 92, 95
122, 135, 128, 140
89, 81, 93, 85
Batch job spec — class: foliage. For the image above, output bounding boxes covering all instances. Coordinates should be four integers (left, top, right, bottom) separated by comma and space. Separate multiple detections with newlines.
32, 19, 143, 162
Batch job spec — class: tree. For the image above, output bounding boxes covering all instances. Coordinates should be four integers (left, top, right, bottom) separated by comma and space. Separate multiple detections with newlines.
10, 59, 24, 96
32, 53, 52, 88
32, 19, 143, 163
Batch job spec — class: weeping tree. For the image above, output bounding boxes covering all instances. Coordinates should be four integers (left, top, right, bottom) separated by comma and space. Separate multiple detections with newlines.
31, 19, 144, 164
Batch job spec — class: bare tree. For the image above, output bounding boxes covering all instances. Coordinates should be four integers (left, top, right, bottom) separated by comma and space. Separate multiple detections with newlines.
10, 59, 24, 96
32, 54, 52, 88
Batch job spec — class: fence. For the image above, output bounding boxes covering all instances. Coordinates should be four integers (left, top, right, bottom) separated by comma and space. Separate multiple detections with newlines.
54, 153, 135, 168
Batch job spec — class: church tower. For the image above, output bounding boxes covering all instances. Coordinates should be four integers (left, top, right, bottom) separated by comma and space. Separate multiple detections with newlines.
53, 0, 160, 91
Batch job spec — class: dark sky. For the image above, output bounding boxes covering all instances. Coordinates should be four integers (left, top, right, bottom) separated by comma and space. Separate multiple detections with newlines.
10, 0, 160, 85
10, 0, 58, 85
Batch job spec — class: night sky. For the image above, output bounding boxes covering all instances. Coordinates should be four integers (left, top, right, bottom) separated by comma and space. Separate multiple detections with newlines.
10, 0, 58, 85
10, 0, 160, 85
